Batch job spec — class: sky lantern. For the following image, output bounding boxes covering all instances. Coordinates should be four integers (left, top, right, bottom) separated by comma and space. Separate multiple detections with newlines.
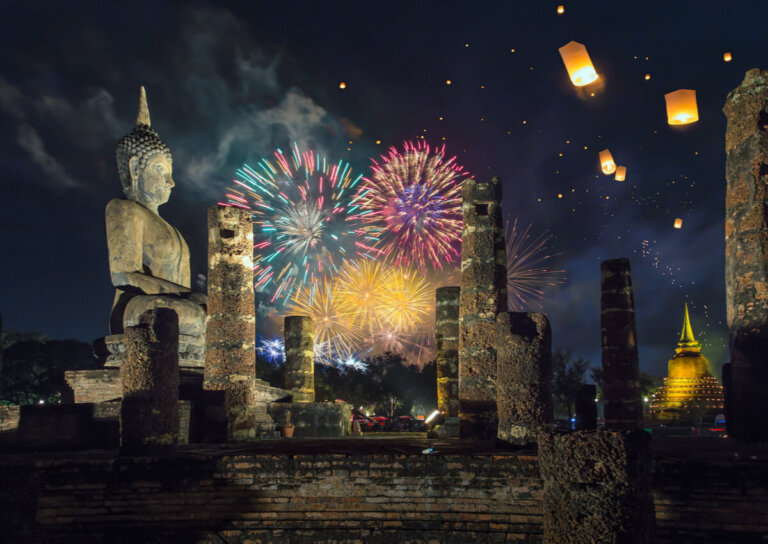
558, 41, 599, 87
338, 81, 347, 89
674, 218, 683, 229
664, 89, 699, 125
615, 166, 626, 181
723, 52, 732, 62
599, 149, 616, 174
557, 5, 564, 14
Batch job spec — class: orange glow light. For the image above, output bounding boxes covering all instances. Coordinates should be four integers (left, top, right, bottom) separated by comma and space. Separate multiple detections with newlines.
558, 41, 599, 87
674, 218, 683, 229
339, 82, 347, 89
724, 52, 732, 62
557, 5, 565, 14
665, 89, 699, 125
615, 166, 626, 182
599, 149, 616, 175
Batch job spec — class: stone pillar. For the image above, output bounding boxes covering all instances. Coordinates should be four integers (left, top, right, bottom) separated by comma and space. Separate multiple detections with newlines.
120, 308, 179, 453
284, 315, 315, 402
601, 258, 642, 431
496, 311, 553, 444
436, 286, 460, 417
575, 384, 597, 431
539, 430, 655, 543
459, 177, 507, 439
205, 205, 257, 441
723, 68, 768, 443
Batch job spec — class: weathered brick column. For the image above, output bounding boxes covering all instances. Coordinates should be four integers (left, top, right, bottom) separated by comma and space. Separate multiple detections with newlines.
435, 286, 460, 417
539, 430, 655, 543
459, 177, 507, 439
205, 205, 257, 441
496, 311, 552, 444
723, 68, 768, 442
284, 316, 314, 402
120, 308, 179, 453
601, 258, 642, 430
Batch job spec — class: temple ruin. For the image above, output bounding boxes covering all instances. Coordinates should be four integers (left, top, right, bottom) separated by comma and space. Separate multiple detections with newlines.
0, 76, 767, 543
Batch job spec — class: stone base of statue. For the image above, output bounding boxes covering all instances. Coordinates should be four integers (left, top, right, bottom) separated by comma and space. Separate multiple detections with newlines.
95, 334, 205, 368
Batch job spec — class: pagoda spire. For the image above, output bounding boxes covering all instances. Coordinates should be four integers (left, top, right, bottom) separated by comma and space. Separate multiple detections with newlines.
677, 303, 700, 350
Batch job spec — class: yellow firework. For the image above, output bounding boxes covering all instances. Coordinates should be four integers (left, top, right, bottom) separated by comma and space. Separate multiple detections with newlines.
378, 267, 433, 332
335, 259, 388, 335
287, 279, 362, 359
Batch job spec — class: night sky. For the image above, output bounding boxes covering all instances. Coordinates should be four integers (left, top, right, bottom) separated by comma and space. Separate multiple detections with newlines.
1, 1, 764, 378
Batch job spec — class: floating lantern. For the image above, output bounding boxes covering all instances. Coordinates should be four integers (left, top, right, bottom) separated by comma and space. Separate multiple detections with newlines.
446, 79, 452, 85
599, 149, 616, 175
558, 41, 599, 87
674, 218, 683, 229
339, 82, 347, 89
664, 89, 699, 125
615, 166, 626, 181
724, 52, 732, 62
644, 73, 651, 80
557, 5, 564, 14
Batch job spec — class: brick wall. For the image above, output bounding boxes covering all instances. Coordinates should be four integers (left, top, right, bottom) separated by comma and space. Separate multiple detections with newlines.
65, 369, 121, 403
653, 455, 768, 542
0, 444, 765, 543
2, 452, 544, 543
0, 401, 191, 451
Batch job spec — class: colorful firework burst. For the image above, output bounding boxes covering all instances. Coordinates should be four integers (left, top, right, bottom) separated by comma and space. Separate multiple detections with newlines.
257, 335, 367, 371
335, 259, 388, 335
505, 219, 566, 312
286, 278, 363, 362
378, 267, 434, 332
221, 143, 380, 306
257, 336, 285, 364
356, 141, 470, 270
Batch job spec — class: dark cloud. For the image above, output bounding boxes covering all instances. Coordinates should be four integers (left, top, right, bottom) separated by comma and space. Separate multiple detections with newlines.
16, 123, 82, 190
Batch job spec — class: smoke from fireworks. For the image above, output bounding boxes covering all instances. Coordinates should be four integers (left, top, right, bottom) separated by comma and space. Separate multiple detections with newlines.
221, 143, 379, 306
356, 141, 470, 270
505, 219, 566, 312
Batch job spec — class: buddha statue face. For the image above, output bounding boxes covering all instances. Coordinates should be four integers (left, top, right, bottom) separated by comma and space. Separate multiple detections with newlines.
128, 153, 175, 211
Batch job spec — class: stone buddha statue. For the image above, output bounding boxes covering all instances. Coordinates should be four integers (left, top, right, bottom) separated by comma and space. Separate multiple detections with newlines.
100, 87, 206, 367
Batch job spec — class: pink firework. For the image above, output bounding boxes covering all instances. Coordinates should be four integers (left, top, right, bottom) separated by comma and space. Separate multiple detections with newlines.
356, 141, 470, 270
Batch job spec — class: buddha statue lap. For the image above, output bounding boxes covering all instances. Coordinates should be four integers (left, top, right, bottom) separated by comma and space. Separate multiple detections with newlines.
96, 87, 206, 367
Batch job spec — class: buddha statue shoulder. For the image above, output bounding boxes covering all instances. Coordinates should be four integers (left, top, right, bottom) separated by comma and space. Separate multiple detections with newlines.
105, 87, 206, 346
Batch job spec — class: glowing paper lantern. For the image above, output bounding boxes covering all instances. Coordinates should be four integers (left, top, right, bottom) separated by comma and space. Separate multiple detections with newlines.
558, 41, 599, 87
664, 89, 699, 125
674, 218, 683, 229
339, 82, 347, 89
723, 52, 732, 62
557, 5, 564, 14
599, 149, 616, 175
615, 166, 626, 181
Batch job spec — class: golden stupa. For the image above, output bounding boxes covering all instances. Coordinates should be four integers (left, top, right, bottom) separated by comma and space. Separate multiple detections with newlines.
648, 303, 724, 423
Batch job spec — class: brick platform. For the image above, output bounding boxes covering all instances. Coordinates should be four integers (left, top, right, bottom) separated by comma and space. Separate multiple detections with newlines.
0, 437, 765, 543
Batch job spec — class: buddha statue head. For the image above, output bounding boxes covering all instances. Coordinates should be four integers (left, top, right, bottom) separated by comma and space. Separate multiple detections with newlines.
115, 87, 175, 213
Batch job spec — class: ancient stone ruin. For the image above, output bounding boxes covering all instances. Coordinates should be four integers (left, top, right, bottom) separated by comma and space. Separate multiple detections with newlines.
3, 76, 768, 543
723, 68, 768, 443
